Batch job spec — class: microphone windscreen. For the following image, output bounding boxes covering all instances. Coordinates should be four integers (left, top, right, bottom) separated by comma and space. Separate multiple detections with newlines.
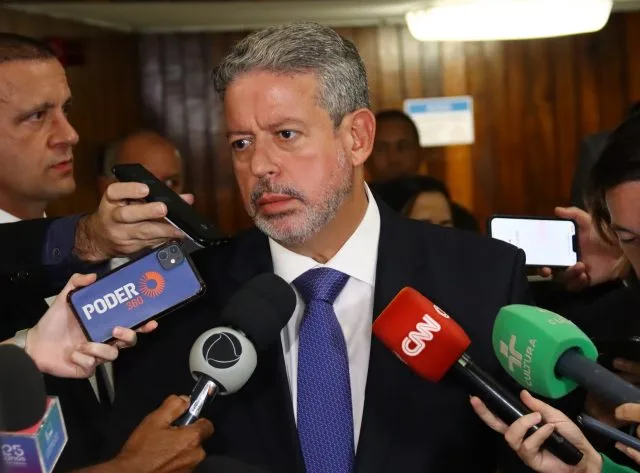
0, 345, 46, 431
220, 273, 296, 350
373, 287, 471, 382
493, 304, 598, 398
194, 456, 267, 473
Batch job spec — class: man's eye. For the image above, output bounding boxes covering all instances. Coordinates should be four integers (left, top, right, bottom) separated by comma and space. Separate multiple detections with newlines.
232, 139, 251, 151
279, 130, 297, 140
27, 110, 46, 122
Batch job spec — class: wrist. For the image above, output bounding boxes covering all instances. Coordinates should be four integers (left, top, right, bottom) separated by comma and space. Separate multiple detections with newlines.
73, 214, 109, 263
23, 327, 44, 372
584, 449, 603, 473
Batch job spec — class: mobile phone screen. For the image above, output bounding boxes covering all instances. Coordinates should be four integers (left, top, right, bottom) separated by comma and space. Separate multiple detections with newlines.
489, 217, 578, 267
69, 242, 205, 343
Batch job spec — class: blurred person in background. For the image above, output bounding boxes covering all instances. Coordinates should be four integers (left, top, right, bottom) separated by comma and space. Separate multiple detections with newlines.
98, 130, 185, 196
368, 109, 479, 231
570, 102, 640, 210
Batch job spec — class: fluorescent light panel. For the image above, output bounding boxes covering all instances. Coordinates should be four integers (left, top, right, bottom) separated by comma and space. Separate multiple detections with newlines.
406, 0, 614, 41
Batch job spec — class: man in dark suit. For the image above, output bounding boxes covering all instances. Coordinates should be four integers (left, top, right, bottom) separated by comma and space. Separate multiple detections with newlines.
105, 22, 533, 472
0, 33, 198, 472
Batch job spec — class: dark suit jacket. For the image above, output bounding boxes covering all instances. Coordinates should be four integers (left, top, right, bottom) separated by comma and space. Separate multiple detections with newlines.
570, 131, 609, 209
0, 217, 107, 473
105, 202, 534, 472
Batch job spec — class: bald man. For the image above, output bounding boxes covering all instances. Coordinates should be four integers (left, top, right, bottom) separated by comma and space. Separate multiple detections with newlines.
98, 130, 184, 196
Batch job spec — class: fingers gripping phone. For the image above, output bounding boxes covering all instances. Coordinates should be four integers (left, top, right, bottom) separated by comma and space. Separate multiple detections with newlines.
68, 241, 205, 343
112, 163, 222, 248
488, 215, 580, 268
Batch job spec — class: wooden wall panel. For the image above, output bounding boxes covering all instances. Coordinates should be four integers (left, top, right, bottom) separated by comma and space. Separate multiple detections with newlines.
0, 7, 143, 216
139, 12, 640, 235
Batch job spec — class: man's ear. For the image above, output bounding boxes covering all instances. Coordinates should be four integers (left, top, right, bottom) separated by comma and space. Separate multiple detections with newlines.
343, 108, 375, 167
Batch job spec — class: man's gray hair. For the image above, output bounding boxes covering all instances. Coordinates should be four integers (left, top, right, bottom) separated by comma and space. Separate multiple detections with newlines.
213, 21, 370, 127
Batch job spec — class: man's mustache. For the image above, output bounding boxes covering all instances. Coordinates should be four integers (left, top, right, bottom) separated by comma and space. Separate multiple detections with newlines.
250, 180, 306, 207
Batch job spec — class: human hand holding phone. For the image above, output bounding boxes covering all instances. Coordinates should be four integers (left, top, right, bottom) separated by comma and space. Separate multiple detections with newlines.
538, 207, 625, 292
68, 241, 205, 345
75, 181, 195, 263
16, 273, 155, 378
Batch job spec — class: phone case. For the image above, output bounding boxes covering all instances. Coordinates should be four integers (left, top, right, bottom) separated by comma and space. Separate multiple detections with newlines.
68, 241, 205, 343
112, 163, 221, 246
486, 214, 580, 268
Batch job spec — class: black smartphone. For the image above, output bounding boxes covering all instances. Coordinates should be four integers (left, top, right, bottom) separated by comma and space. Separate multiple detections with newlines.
68, 241, 205, 343
112, 163, 222, 247
487, 215, 580, 268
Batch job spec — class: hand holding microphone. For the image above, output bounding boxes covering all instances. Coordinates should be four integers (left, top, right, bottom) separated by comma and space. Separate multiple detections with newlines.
173, 273, 296, 426
471, 390, 603, 473
372, 287, 583, 466
102, 396, 214, 473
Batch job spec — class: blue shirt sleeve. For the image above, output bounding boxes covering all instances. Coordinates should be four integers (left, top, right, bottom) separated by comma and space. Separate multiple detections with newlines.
42, 214, 109, 286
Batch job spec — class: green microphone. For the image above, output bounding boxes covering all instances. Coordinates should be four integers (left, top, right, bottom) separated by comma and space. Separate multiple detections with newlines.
493, 305, 640, 404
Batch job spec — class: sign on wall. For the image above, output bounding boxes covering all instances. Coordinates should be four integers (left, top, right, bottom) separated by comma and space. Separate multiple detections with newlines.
404, 96, 475, 147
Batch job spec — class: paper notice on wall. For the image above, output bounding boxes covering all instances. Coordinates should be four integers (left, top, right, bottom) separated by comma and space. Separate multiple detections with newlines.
404, 96, 475, 147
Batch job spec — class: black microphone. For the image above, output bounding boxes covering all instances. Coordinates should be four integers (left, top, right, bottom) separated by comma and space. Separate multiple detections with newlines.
173, 273, 296, 426
0, 345, 68, 473
0, 345, 46, 431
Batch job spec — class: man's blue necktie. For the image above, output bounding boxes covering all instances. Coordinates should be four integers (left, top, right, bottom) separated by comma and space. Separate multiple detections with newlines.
294, 267, 354, 473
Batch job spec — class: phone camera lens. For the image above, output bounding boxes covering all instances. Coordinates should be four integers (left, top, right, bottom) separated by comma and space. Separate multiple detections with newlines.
170, 246, 179, 254
158, 251, 168, 261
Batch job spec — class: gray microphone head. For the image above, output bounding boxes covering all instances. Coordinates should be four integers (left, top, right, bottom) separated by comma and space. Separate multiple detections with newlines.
188, 327, 257, 395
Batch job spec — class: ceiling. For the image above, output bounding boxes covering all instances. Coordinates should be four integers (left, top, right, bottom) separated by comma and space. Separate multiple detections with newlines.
4, 0, 640, 33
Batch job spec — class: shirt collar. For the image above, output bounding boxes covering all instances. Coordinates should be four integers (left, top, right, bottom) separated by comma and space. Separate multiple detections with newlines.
269, 183, 380, 286
0, 209, 47, 224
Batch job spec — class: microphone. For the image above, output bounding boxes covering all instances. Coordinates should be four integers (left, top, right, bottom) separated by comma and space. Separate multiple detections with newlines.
0, 345, 67, 473
173, 273, 296, 426
493, 305, 640, 405
372, 287, 583, 466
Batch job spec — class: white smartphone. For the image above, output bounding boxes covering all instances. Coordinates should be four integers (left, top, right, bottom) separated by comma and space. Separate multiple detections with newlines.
488, 215, 579, 268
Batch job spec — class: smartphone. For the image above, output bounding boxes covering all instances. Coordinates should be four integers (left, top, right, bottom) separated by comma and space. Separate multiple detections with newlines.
68, 241, 205, 343
577, 413, 640, 451
112, 163, 222, 248
488, 215, 579, 268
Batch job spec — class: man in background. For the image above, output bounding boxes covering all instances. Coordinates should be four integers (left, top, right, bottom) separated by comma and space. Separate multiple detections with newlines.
369, 109, 479, 232
98, 130, 184, 196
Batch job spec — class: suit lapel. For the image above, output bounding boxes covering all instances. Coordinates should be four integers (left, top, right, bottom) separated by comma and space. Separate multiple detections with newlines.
228, 230, 304, 473
355, 203, 430, 473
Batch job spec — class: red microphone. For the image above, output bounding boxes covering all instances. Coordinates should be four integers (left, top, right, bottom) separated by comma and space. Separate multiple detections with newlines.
372, 287, 470, 382
372, 287, 583, 466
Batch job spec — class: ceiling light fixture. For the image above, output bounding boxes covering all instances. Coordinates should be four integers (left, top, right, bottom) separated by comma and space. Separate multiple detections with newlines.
406, 0, 613, 42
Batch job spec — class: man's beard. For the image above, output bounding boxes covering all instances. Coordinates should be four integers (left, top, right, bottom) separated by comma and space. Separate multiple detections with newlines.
249, 152, 353, 246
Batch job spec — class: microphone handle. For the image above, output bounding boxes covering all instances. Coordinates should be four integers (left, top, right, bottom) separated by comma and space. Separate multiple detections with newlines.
455, 354, 583, 466
172, 375, 219, 427
556, 349, 640, 405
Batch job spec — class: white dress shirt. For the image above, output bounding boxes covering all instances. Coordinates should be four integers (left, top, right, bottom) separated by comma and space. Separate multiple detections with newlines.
270, 183, 380, 450
0, 209, 113, 403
